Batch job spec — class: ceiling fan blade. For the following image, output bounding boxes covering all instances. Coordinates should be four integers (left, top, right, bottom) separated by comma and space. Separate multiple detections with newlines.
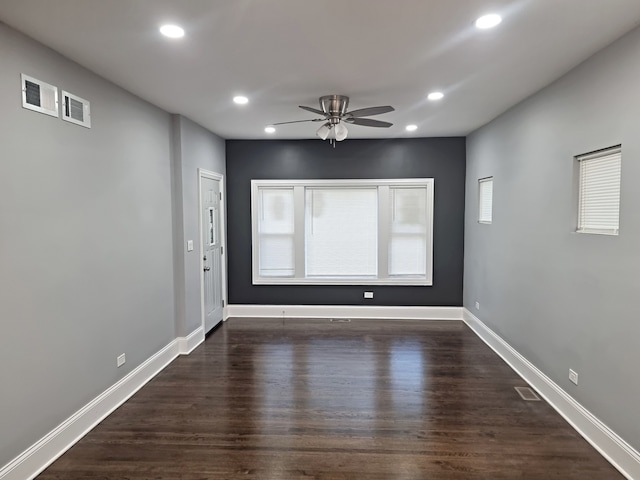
299, 105, 326, 116
345, 106, 394, 117
345, 117, 393, 128
271, 118, 325, 125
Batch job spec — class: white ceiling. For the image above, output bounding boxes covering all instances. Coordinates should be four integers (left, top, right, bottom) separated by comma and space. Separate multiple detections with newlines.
1, 0, 640, 140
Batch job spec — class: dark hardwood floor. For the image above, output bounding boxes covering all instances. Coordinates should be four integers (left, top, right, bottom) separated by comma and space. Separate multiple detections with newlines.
37, 319, 623, 479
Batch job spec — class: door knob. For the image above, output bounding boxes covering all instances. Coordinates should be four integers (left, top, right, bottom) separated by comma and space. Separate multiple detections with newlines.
204, 266, 211, 272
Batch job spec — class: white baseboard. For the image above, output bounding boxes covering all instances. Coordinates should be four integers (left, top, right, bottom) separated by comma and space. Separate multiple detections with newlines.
178, 326, 204, 354
463, 308, 640, 480
226, 304, 463, 321
0, 335, 195, 480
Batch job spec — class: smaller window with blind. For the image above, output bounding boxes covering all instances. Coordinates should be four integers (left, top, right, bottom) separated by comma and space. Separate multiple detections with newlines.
576, 146, 621, 235
478, 177, 493, 224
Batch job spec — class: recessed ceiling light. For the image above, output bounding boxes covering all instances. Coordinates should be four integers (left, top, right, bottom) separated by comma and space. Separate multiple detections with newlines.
159, 24, 185, 38
475, 14, 502, 29
406, 125, 418, 132
428, 91, 444, 101
233, 96, 249, 105
264, 126, 276, 134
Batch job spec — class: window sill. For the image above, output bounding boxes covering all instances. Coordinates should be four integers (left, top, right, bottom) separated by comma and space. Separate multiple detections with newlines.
576, 228, 619, 236
252, 277, 432, 286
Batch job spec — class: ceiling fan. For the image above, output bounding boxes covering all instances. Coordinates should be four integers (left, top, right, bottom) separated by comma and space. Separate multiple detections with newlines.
272, 95, 394, 142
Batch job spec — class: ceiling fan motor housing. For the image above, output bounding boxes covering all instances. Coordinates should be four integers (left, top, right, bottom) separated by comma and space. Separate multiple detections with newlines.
320, 95, 349, 124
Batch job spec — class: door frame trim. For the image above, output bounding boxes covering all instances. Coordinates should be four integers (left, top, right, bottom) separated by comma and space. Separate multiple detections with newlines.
198, 169, 227, 333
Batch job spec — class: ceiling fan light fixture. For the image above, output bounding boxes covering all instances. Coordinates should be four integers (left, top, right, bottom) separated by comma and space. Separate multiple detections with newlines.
264, 126, 276, 134
427, 91, 444, 101
406, 124, 418, 132
316, 123, 331, 140
233, 95, 249, 105
334, 123, 348, 141
274, 96, 394, 142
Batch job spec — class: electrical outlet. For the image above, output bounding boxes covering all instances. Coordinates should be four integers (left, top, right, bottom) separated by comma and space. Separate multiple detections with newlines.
117, 353, 126, 368
475, 301, 480, 310
364, 291, 374, 299
569, 369, 578, 385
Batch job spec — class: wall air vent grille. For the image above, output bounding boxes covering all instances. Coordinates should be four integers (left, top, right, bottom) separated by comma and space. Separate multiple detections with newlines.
21, 74, 59, 117
68, 97, 84, 122
25, 80, 41, 105
62, 90, 91, 128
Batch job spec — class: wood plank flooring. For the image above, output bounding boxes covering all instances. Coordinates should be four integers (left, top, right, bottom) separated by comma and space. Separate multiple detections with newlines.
37, 319, 623, 479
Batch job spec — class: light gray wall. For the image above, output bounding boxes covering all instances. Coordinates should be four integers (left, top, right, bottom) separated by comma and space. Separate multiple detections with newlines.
172, 116, 225, 336
464, 25, 640, 451
0, 23, 176, 466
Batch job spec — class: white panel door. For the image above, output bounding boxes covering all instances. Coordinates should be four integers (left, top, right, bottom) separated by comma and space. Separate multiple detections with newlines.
202, 177, 223, 333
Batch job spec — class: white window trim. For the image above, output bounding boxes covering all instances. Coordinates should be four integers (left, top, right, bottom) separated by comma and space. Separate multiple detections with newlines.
251, 178, 434, 286
576, 146, 621, 236
478, 177, 493, 224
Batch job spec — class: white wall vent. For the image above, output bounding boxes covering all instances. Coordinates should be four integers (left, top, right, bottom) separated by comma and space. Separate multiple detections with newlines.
21, 74, 59, 117
61, 90, 91, 128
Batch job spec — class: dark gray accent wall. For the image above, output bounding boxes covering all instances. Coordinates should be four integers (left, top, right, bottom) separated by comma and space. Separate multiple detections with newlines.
465, 25, 640, 451
226, 138, 465, 306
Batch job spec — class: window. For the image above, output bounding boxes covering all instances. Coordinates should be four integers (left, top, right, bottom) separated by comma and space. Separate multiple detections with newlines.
576, 146, 621, 235
256, 187, 295, 277
389, 187, 429, 276
251, 179, 434, 285
208, 207, 217, 245
478, 177, 493, 224
305, 187, 378, 277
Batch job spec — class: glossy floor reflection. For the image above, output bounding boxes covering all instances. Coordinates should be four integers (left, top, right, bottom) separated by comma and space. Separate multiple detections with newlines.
38, 319, 623, 479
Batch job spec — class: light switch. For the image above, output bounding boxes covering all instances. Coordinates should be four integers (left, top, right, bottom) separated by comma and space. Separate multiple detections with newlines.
187, 240, 194, 252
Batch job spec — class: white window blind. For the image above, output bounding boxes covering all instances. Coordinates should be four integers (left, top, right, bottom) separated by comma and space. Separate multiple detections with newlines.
389, 187, 427, 276
478, 177, 493, 224
251, 179, 434, 285
305, 188, 378, 277
577, 147, 621, 235
257, 188, 295, 276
